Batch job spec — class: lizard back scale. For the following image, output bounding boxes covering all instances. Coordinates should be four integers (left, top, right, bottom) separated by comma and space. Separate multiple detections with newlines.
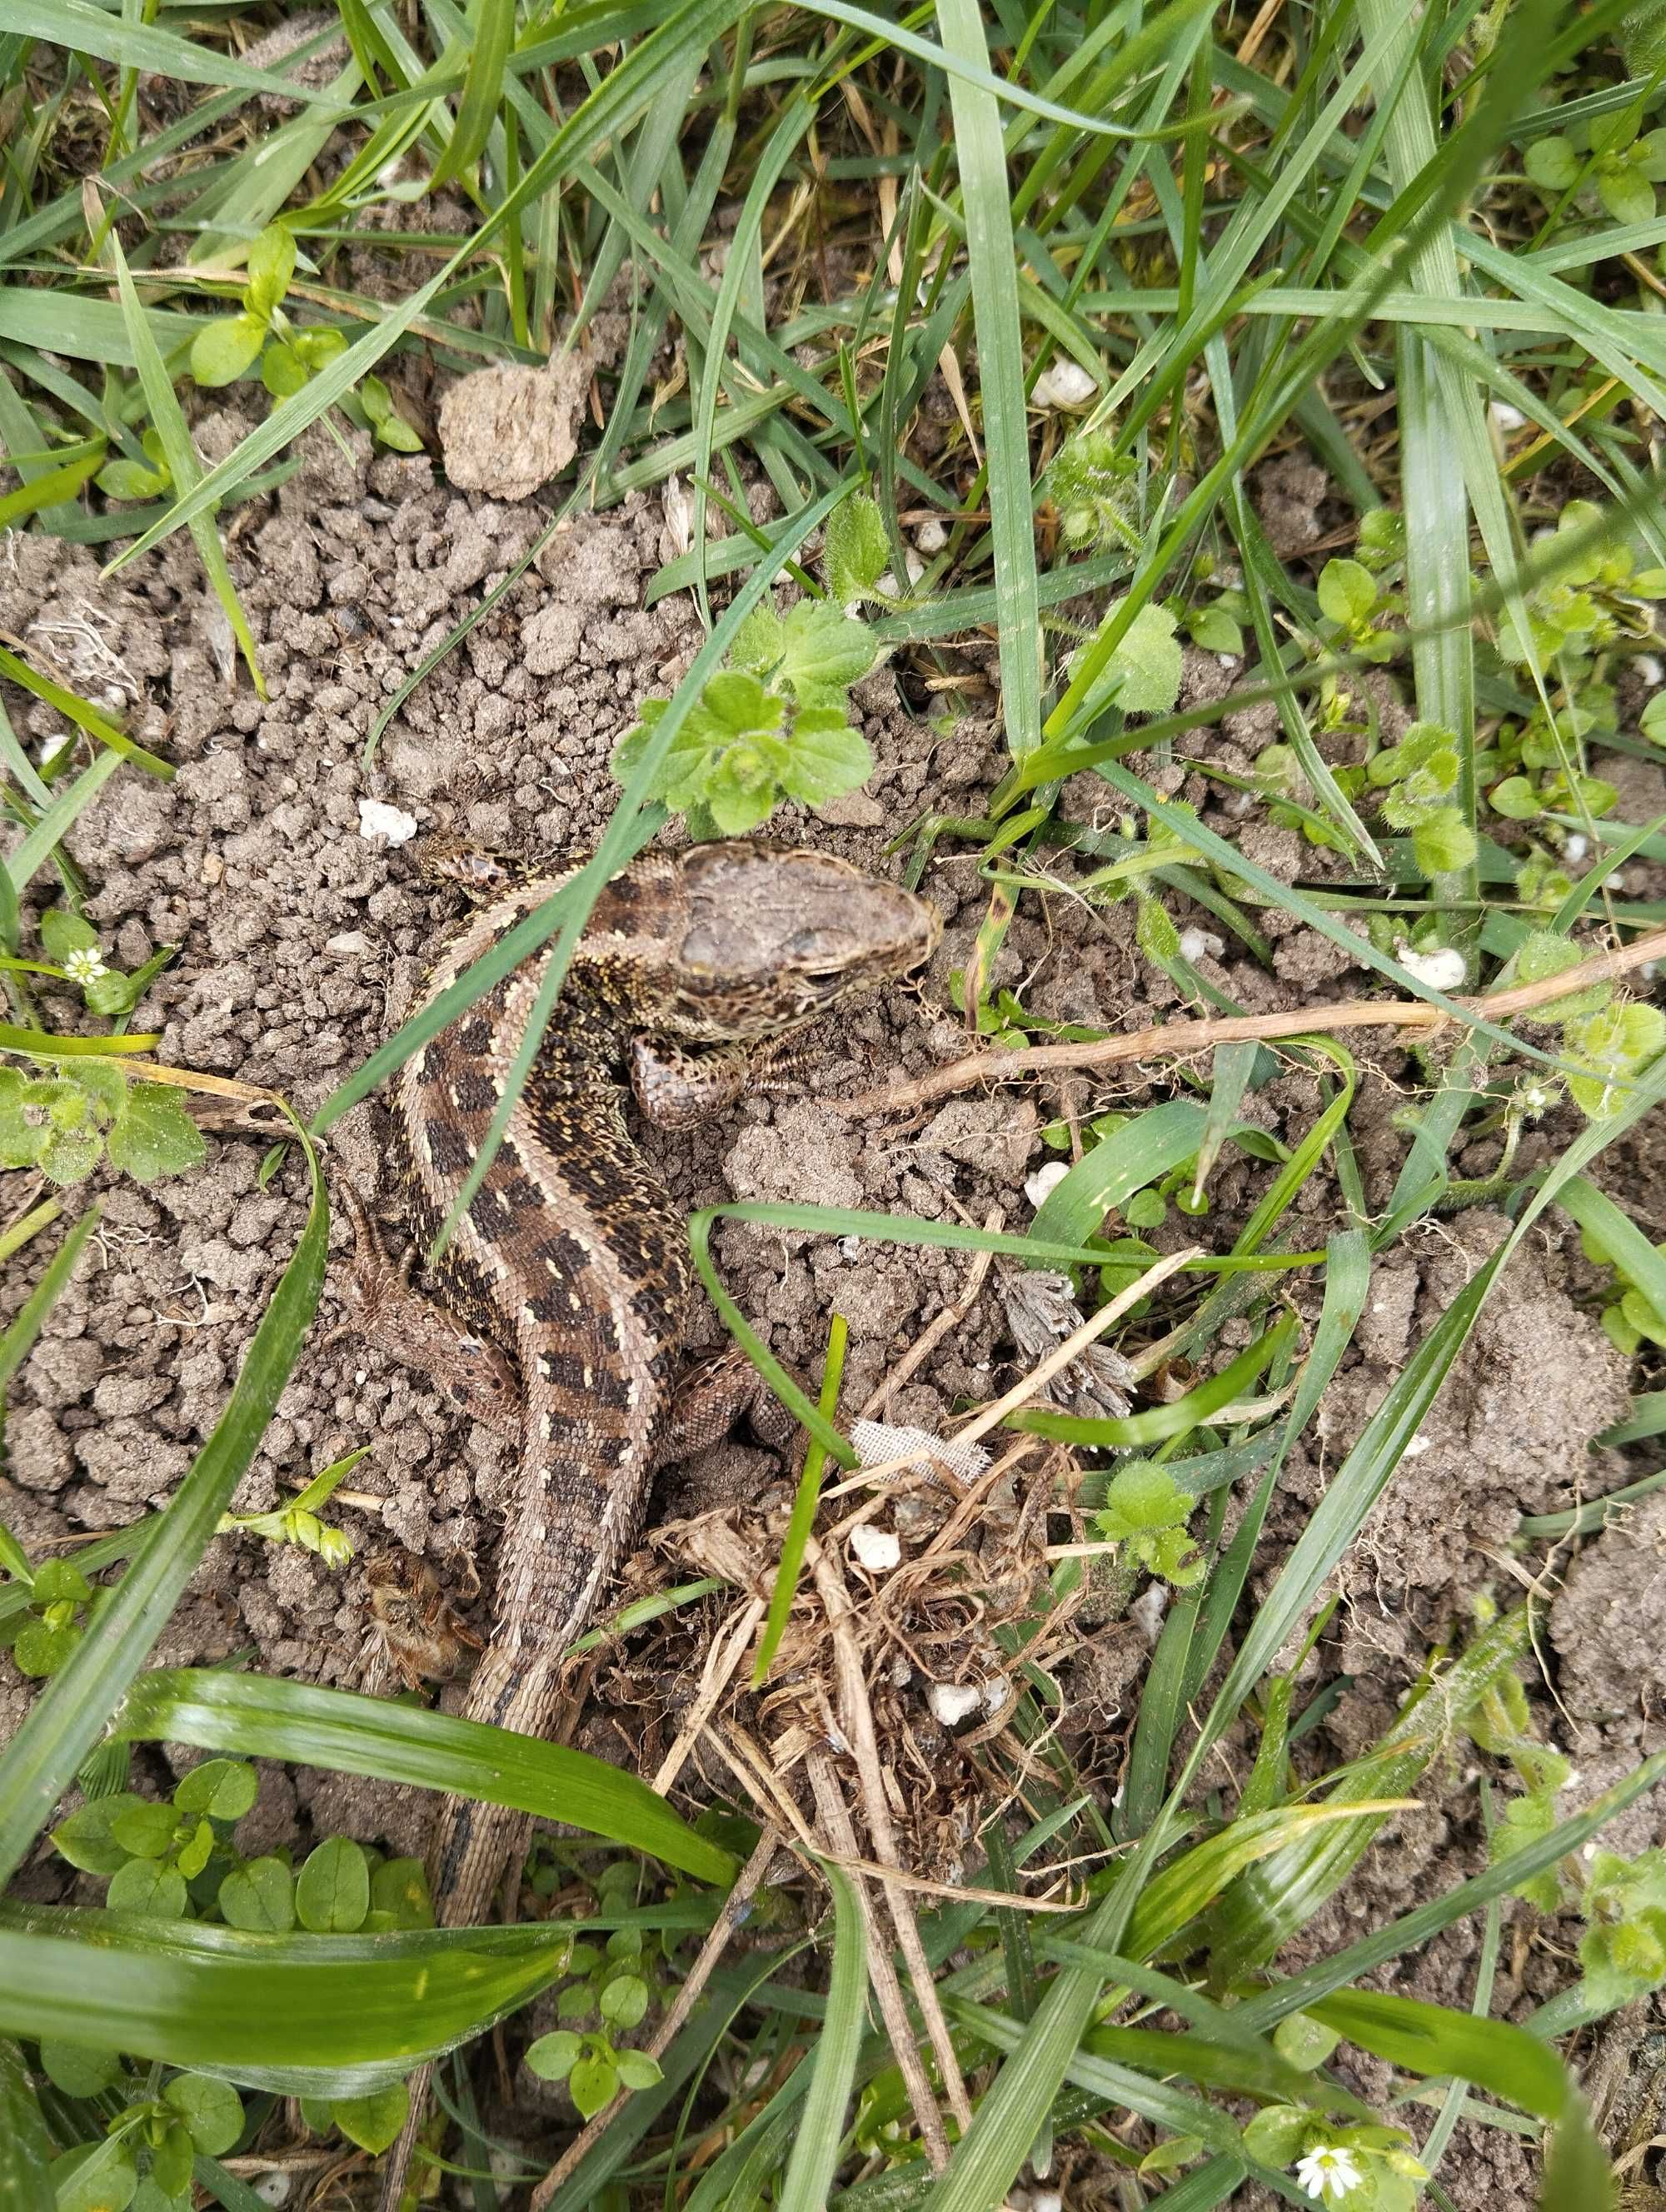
346, 839, 940, 2205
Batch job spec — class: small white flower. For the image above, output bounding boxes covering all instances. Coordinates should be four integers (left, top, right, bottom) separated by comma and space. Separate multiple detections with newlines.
64, 944, 108, 985
1294, 2145, 1363, 2203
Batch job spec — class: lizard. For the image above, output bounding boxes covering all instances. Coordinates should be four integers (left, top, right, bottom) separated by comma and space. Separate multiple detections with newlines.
339, 837, 940, 2208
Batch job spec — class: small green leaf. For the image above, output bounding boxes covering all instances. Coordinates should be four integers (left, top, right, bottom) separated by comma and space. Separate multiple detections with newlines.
173, 1819, 215, 1881
105, 1087, 207, 1183
823, 491, 890, 605
1514, 932, 1612, 1021
1188, 604, 1244, 655
40, 1123, 106, 1187
598, 1974, 650, 2030
329, 2082, 409, 2155
217, 1856, 296, 1934
40, 910, 100, 960
1524, 137, 1579, 191
771, 600, 879, 707
189, 315, 267, 388
1317, 557, 1379, 628
369, 1856, 433, 1930
52, 1795, 147, 1875
109, 1801, 178, 1861
1489, 775, 1540, 820
612, 2049, 663, 2091
1599, 166, 1656, 227
14, 1620, 81, 1676
260, 341, 308, 400
568, 2050, 617, 2120
1108, 600, 1183, 715
525, 2030, 583, 2082
147, 2124, 193, 2204
778, 710, 874, 810
106, 1859, 188, 1919
173, 1758, 257, 1821
37, 2042, 122, 2097
245, 227, 296, 319
295, 1836, 371, 1933
1411, 810, 1478, 876
94, 457, 169, 502
1273, 2011, 1341, 2070
50, 2141, 137, 2212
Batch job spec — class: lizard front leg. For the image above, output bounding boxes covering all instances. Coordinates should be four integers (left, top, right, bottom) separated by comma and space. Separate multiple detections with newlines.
336, 1178, 523, 1437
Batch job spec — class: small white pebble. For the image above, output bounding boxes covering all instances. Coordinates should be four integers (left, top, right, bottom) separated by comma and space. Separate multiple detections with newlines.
1609, 872, 1628, 894
837, 1235, 860, 1260
927, 1681, 983, 1727
1564, 833, 1589, 863
36, 731, 73, 770
1397, 943, 1467, 992
358, 798, 419, 845
1033, 359, 1097, 408
252, 2176, 292, 2209
915, 517, 948, 554
1489, 400, 1526, 432
905, 550, 925, 584
850, 1524, 901, 1574
1642, 961, 1658, 981
982, 1673, 1012, 1711
1131, 1584, 1169, 1645
1638, 654, 1664, 686
1404, 1431, 1430, 1457
1179, 927, 1224, 964
102, 685, 126, 707
325, 930, 372, 956
1025, 1159, 1070, 1208
1031, 2193, 1063, 2212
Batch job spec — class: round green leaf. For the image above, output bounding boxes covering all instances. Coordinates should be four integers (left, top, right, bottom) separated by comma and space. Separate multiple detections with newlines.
295, 1837, 370, 1934
598, 1974, 649, 2031
50, 2140, 138, 2212
1524, 137, 1579, 191
329, 2083, 409, 2156
162, 2071, 245, 2156
52, 1796, 146, 1876
111, 1803, 178, 1861
1487, 774, 1540, 820
245, 227, 296, 318
189, 314, 267, 388
107, 1860, 188, 1920
1273, 2010, 1342, 2070
218, 1856, 296, 1934
568, 2051, 617, 2121
612, 2049, 662, 2092
38, 2041, 122, 2097
368, 1857, 432, 1931
524, 2030, 582, 2083
173, 1759, 257, 1821
33, 1560, 93, 1605
95, 460, 168, 502
14, 1619, 82, 1677
1599, 166, 1656, 227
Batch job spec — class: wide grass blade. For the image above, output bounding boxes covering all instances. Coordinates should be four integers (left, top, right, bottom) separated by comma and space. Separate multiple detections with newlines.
114, 1669, 734, 1886
0, 1906, 567, 2094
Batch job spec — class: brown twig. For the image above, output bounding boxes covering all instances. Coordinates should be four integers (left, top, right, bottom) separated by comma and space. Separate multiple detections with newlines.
836, 926, 1666, 1118
528, 1826, 784, 2212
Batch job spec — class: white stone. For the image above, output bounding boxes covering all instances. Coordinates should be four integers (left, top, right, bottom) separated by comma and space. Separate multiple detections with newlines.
325, 930, 372, 956
252, 2176, 292, 2208
1564, 833, 1589, 863
357, 799, 418, 845
915, 517, 948, 554
1490, 400, 1526, 432
1034, 359, 1096, 407
850, 1523, 901, 1573
926, 1681, 983, 1726
1130, 1583, 1169, 1644
1180, 927, 1224, 964
1397, 943, 1467, 992
1025, 1158, 1070, 1208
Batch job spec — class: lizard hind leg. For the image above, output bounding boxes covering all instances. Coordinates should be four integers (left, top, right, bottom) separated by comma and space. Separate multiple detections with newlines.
335, 1178, 523, 1439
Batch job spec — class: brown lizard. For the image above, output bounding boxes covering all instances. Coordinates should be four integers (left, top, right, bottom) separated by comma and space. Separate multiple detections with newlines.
342, 839, 940, 2206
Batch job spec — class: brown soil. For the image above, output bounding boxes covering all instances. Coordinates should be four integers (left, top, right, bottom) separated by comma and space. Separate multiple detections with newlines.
4, 425, 1665, 2206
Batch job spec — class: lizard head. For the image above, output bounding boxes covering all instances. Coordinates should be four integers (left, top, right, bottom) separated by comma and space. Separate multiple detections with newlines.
664, 840, 940, 1038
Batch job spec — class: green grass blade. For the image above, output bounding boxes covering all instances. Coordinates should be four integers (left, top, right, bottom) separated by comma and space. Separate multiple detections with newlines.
113, 1668, 735, 1886
779, 1863, 867, 2212
0, 646, 172, 780
753, 1318, 845, 1688
936, 0, 1041, 756
1306, 1990, 1571, 2122
0, 2039, 52, 2212
431, 0, 515, 187
0, 1126, 327, 1890
107, 229, 263, 695
0, 1205, 100, 1399
1030, 1099, 1207, 1246
8, 0, 354, 108
0, 1906, 566, 2094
